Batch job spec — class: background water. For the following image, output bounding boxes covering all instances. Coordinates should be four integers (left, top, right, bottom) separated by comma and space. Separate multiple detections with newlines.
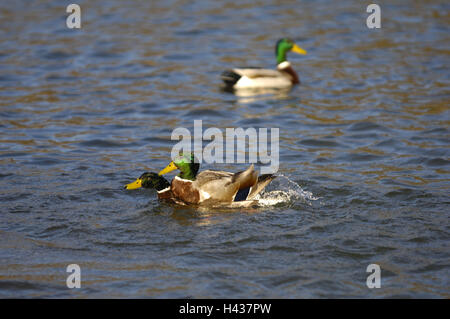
0, 0, 449, 298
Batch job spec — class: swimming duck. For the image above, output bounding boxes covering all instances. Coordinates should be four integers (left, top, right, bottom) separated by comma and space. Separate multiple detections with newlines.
125, 153, 275, 207
221, 38, 307, 90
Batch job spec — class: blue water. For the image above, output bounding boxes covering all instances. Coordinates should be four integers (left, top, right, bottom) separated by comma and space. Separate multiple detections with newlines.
0, 0, 449, 298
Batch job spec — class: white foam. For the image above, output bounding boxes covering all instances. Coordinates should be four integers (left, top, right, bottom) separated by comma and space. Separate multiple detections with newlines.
254, 174, 319, 207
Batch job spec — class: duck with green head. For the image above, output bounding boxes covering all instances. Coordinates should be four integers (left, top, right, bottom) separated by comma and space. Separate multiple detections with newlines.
124, 172, 176, 201
221, 38, 307, 90
125, 153, 276, 206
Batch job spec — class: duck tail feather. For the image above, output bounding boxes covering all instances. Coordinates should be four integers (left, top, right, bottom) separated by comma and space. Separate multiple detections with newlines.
247, 174, 276, 199
221, 70, 241, 87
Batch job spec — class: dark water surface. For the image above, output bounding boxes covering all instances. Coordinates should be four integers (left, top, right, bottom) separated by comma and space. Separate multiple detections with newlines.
0, 0, 449, 298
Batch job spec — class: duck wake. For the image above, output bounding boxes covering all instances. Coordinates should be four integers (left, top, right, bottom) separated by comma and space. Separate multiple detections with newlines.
254, 174, 318, 207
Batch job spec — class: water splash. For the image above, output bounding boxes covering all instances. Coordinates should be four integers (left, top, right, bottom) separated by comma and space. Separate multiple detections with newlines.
255, 174, 319, 207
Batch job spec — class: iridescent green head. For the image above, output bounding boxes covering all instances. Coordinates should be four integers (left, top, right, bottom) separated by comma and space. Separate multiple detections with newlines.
275, 38, 307, 64
159, 152, 200, 181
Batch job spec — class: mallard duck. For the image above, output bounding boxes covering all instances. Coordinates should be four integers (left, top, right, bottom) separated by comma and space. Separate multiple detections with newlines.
221, 38, 307, 90
124, 172, 192, 205
125, 153, 275, 207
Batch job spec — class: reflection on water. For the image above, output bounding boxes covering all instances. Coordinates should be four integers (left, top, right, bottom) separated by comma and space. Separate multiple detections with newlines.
224, 86, 293, 104
0, 0, 449, 298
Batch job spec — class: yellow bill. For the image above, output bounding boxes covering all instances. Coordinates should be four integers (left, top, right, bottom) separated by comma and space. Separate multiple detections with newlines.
125, 178, 142, 190
291, 44, 307, 55
159, 161, 177, 175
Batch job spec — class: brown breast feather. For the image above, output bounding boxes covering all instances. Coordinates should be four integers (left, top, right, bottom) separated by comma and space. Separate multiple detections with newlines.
171, 178, 200, 204
280, 65, 300, 84
157, 188, 173, 200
